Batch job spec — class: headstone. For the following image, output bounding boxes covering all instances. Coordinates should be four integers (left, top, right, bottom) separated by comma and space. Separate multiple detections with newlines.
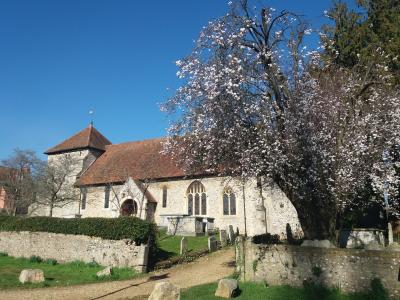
365, 240, 384, 251
19, 269, 45, 284
148, 281, 180, 300
341, 229, 385, 248
214, 279, 238, 298
301, 240, 334, 248
135, 245, 149, 273
228, 225, 235, 244
220, 230, 228, 247
388, 223, 394, 245
96, 266, 113, 277
387, 242, 400, 251
208, 236, 218, 252
180, 237, 188, 255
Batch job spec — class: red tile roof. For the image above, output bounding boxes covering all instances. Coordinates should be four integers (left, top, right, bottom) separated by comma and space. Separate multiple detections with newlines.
45, 124, 112, 154
76, 138, 187, 186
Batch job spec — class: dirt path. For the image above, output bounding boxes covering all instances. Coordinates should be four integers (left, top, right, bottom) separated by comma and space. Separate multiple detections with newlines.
0, 248, 235, 300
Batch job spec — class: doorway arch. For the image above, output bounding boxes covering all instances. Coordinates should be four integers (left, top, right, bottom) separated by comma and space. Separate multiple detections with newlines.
120, 199, 138, 216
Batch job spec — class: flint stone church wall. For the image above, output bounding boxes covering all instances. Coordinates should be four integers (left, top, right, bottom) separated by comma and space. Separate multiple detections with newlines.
236, 238, 400, 298
0, 231, 149, 272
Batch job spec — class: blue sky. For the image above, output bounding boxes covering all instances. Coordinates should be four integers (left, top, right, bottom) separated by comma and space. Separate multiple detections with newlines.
0, 0, 346, 160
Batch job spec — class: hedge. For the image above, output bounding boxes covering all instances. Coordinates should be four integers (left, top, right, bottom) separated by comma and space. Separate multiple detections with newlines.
0, 216, 156, 245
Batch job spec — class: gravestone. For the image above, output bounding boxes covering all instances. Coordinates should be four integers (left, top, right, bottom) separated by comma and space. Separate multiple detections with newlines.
208, 236, 218, 252
180, 237, 188, 255
96, 266, 112, 277
19, 269, 45, 284
220, 230, 228, 247
148, 281, 180, 300
388, 223, 394, 245
215, 278, 238, 298
228, 225, 235, 244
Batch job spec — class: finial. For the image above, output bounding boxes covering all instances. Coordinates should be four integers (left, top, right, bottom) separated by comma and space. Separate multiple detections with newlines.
89, 109, 94, 126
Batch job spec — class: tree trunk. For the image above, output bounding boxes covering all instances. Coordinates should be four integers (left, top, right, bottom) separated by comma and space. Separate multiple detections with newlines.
49, 203, 53, 217
294, 198, 337, 242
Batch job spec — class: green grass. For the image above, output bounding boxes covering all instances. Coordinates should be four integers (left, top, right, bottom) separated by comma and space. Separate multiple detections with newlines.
0, 255, 138, 289
155, 230, 220, 261
181, 281, 381, 300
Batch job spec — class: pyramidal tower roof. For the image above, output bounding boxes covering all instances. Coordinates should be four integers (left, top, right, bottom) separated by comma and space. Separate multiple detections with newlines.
45, 124, 112, 155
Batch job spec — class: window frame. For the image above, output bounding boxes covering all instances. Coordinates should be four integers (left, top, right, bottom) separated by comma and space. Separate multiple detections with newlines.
186, 181, 207, 216
223, 188, 236, 216
81, 187, 87, 210
162, 186, 168, 208
104, 185, 110, 209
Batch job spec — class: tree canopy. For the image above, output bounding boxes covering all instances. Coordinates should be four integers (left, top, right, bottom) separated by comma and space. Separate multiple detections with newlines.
163, 0, 400, 240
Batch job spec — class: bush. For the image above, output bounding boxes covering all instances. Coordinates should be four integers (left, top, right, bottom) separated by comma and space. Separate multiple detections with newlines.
369, 278, 389, 300
44, 258, 58, 265
252, 233, 280, 244
0, 215, 157, 246
0, 252, 8, 257
29, 255, 43, 263
311, 265, 323, 277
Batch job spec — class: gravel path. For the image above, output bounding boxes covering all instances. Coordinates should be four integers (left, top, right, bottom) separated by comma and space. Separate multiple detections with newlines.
0, 248, 235, 300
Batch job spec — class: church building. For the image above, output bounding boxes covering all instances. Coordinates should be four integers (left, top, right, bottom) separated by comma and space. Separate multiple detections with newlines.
33, 124, 302, 238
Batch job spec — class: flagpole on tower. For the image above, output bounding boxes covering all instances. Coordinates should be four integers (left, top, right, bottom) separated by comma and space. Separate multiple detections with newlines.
89, 109, 94, 126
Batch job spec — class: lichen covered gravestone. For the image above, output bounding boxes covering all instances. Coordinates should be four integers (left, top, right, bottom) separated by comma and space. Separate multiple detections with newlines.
148, 281, 180, 300
19, 269, 45, 284
180, 237, 188, 255
208, 236, 218, 252
96, 266, 113, 277
228, 225, 235, 244
220, 230, 228, 247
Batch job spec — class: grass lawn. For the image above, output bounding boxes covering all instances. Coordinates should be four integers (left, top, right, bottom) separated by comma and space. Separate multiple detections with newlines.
155, 230, 219, 260
181, 281, 383, 300
0, 254, 138, 289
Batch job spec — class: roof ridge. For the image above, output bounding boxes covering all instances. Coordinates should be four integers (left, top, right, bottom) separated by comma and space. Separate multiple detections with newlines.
87, 124, 93, 145
45, 125, 111, 154
107, 136, 166, 148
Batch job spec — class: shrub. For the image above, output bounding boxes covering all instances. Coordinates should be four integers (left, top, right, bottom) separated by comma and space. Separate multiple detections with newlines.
369, 278, 389, 300
0, 252, 8, 257
87, 260, 100, 268
252, 233, 280, 244
0, 215, 157, 246
311, 265, 323, 277
29, 255, 43, 263
302, 280, 340, 300
44, 258, 58, 265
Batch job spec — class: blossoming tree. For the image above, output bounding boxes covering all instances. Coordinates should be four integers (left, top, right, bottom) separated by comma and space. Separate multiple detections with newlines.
162, 0, 400, 240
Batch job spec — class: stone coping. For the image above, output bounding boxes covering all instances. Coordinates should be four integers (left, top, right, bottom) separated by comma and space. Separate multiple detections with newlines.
250, 242, 400, 258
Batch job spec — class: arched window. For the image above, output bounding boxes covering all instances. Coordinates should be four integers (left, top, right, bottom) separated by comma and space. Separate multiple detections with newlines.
186, 181, 207, 216
223, 187, 236, 215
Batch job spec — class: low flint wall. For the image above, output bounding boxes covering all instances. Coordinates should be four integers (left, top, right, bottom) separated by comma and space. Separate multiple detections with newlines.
0, 231, 148, 272
236, 237, 400, 298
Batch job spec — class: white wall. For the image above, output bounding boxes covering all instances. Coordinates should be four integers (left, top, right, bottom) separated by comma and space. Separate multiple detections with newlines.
34, 149, 303, 238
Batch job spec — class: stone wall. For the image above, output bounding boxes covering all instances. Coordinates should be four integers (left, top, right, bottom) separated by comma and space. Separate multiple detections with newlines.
236, 238, 400, 298
0, 231, 149, 272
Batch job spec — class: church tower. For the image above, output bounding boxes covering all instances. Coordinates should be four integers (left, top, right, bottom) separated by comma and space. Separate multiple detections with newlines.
42, 124, 111, 217
44, 123, 111, 177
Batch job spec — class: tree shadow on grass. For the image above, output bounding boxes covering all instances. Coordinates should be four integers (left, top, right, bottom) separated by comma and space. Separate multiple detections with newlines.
153, 248, 175, 262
